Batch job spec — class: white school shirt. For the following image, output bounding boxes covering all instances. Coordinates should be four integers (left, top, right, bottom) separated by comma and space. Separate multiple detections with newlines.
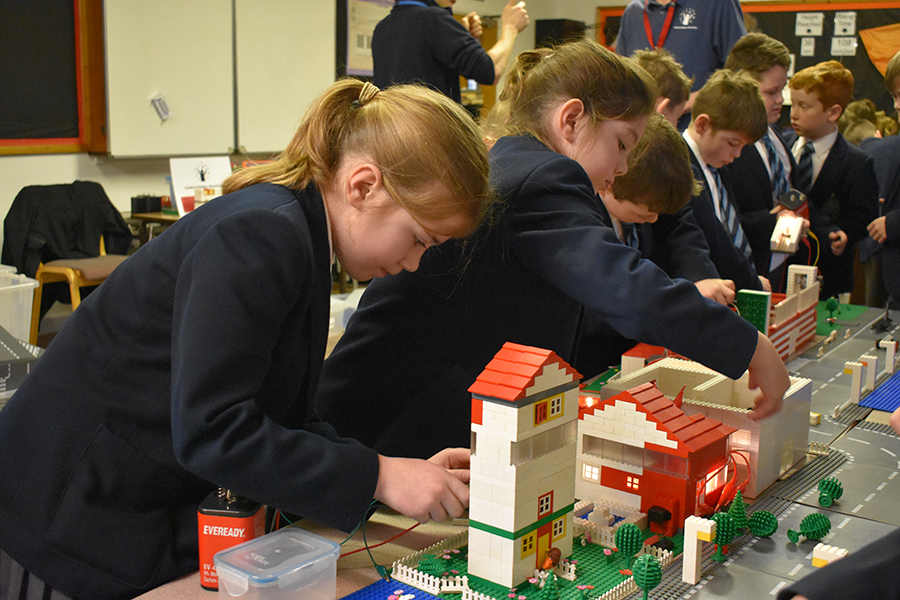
791, 127, 838, 189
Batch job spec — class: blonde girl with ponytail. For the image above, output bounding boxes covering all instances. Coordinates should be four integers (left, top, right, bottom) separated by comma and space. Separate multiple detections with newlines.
0, 79, 492, 600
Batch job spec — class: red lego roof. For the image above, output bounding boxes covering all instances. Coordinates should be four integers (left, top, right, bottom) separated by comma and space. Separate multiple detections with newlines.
468, 342, 581, 402
622, 343, 691, 365
580, 381, 736, 454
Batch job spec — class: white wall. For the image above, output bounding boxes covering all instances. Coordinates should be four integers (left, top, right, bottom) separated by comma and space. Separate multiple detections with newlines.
0, 0, 769, 254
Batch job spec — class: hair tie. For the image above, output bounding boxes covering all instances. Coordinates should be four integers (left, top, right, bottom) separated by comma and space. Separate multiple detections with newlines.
353, 82, 381, 108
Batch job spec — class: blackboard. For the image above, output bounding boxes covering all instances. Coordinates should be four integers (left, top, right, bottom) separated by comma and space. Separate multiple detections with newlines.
598, 2, 900, 117
0, 0, 105, 154
0, 1, 78, 139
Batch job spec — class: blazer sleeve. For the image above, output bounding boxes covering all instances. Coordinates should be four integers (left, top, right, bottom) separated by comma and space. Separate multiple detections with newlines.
428, 9, 495, 84
649, 205, 719, 282
507, 155, 759, 379
170, 209, 379, 532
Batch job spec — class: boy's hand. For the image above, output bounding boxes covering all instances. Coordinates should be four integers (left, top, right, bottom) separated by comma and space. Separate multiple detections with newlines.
461, 11, 482, 38
694, 278, 735, 305
501, 0, 529, 33
829, 230, 848, 256
428, 447, 470, 485
374, 455, 469, 523
868, 214, 888, 244
758, 276, 772, 292
746, 331, 790, 420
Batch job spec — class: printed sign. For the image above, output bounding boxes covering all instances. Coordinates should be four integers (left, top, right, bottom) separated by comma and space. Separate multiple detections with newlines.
795, 13, 824, 36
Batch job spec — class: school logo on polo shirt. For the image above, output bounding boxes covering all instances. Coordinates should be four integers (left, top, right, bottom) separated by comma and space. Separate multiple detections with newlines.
676, 8, 697, 28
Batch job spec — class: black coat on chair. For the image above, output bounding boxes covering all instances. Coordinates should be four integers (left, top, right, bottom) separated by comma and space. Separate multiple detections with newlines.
1, 181, 133, 315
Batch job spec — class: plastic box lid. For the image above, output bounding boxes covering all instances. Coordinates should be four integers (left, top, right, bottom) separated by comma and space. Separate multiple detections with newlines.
214, 527, 340, 596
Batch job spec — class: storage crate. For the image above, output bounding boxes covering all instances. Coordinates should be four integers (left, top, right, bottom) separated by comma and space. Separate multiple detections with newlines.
0, 267, 39, 343
216, 527, 340, 600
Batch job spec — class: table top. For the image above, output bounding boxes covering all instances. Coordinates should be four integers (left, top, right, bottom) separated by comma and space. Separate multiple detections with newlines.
134, 510, 465, 599
129, 211, 180, 224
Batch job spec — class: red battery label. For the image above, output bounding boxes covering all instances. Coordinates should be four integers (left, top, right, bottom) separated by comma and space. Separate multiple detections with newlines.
197, 493, 266, 591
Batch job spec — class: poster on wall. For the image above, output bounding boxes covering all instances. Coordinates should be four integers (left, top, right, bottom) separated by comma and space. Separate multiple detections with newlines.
346, 0, 392, 76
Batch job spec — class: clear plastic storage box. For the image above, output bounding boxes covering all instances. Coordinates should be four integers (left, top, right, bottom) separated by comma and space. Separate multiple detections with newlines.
0, 267, 38, 343
215, 527, 340, 600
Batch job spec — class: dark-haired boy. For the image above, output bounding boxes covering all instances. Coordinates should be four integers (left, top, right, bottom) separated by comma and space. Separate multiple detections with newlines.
786, 60, 879, 299
678, 69, 771, 292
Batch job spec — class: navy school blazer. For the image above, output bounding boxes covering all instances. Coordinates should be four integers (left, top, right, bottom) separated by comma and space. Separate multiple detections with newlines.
0, 184, 379, 599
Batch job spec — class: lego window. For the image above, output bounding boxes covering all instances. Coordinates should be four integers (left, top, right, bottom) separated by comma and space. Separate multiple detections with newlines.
626, 475, 640, 491
511, 437, 532, 465
549, 394, 563, 417
665, 454, 688, 477
521, 532, 536, 558
583, 463, 600, 481
622, 443, 643, 468
471, 431, 477, 457
705, 466, 726, 496
602, 439, 624, 462
552, 516, 566, 541
538, 492, 553, 517
582, 434, 602, 457
644, 448, 667, 472
534, 401, 548, 425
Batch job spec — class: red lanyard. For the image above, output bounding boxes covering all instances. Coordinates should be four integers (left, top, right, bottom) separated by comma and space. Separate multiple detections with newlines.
643, 0, 676, 49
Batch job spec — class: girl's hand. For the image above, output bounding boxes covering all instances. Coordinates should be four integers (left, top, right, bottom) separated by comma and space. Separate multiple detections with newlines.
745, 331, 790, 420
374, 455, 469, 523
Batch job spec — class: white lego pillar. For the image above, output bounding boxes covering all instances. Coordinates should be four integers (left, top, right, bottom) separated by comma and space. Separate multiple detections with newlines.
682, 516, 716, 585
880, 339, 898, 376
812, 543, 848, 567
844, 361, 863, 404
860, 355, 878, 392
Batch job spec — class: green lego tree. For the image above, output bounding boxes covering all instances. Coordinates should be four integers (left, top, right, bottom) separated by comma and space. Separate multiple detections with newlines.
710, 512, 736, 561
727, 490, 750, 532
788, 513, 831, 544
540, 572, 561, 600
825, 296, 840, 320
632, 554, 662, 600
615, 523, 644, 566
818, 477, 844, 507
748, 510, 778, 538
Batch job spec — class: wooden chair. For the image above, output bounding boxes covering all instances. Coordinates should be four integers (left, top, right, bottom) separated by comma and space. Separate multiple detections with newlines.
29, 237, 128, 345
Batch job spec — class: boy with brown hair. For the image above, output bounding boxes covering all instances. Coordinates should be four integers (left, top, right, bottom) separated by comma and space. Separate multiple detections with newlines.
787, 60, 879, 299
632, 48, 693, 127
722, 33, 808, 285
678, 68, 771, 292
576, 113, 735, 377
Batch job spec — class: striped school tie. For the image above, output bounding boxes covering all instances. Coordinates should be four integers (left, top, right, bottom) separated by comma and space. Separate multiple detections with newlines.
624, 222, 640, 250
795, 140, 815, 194
762, 133, 791, 202
710, 166, 753, 260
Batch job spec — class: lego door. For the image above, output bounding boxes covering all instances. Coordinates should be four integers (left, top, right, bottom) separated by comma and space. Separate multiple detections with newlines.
536, 523, 552, 570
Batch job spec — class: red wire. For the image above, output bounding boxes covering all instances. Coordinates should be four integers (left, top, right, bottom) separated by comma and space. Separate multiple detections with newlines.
340, 522, 421, 558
